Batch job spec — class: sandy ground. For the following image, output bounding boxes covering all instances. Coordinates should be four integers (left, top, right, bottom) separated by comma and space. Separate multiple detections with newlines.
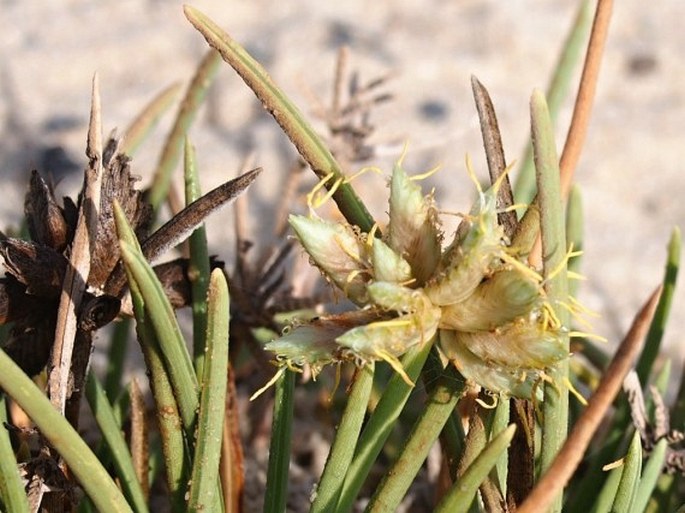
2, 0, 684, 507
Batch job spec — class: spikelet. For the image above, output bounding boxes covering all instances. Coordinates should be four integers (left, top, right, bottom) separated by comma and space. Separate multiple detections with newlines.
387, 158, 442, 285
370, 237, 414, 284
439, 268, 542, 332
424, 160, 508, 306
264, 310, 384, 377
444, 317, 568, 370
439, 329, 543, 399
289, 214, 369, 304
261, 153, 594, 401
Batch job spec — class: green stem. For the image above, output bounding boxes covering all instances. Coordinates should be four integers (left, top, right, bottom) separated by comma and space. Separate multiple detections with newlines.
148, 50, 222, 212
335, 340, 433, 512
0, 395, 29, 513
184, 6, 376, 233
183, 138, 212, 377
312, 365, 374, 513
187, 270, 230, 512
264, 370, 295, 513
366, 361, 464, 512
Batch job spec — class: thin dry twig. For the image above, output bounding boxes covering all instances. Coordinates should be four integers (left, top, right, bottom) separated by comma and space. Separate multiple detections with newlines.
49, 74, 104, 415
308, 46, 394, 169
471, 76, 533, 509
559, 0, 613, 197
220, 365, 245, 512
518, 285, 662, 513
129, 378, 149, 501
470, 75, 517, 239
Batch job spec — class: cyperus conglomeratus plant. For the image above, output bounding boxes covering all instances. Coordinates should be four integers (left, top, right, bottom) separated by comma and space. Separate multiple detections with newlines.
265, 154, 591, 401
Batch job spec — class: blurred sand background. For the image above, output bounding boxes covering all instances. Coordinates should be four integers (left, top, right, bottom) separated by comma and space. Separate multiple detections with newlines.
2, 1, 684, 391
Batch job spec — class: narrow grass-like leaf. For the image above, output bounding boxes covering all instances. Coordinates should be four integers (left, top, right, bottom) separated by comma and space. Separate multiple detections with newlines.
652, 359, 671, 396
423, 346, 466, 479
121, 82, 183, 157
188, 269, 230, 512
220, 368, 245, 513
511, 201, 541, 260
531, 91, 569, 509
117, 202, 187, 506
120, 240, 199, 431
632, 439, 668, 513
435, 425, 516, 513
114, 202, 199, 435
612, 431, 643, 513
366, 360, 464, 512
147, 438, 164, 498
0, 349, 132, 513
457, 413, 506, 512
558, 0, 613, 197
184, 6, 375, 233
311, 365, 374, 513
107, 168, 261, 296
514, 0, 592, 204
136, 324, 188, 511
184, 139, 211, 377
0, 395, 29, 513
105, 318, 131, 403
86, 371, 149, 513
148, 50, 222, 212
263, 370, 295, 513
636, 227, 680, 385
336, 340, 433, 513
92, 380, 130, 482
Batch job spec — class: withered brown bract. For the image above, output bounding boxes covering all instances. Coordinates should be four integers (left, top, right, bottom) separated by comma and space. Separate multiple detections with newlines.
89, 152, 151, 290
25, 170, 72, 252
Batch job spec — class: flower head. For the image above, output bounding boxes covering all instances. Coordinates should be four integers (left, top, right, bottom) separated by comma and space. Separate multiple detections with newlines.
265, 156, 585, 398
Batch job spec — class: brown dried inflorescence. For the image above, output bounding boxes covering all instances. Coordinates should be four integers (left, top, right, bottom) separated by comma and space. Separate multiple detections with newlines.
0, 141, 257, 377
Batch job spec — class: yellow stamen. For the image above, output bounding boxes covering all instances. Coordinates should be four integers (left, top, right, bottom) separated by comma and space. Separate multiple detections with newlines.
564, 377, 588, 406
307, 173, 342, 211
250, 366, 287, 401
410, 164, 441, 182
346, 165, 382, 183
569, 331, 608, 343
365, 224, 380, 249
602, 458, 624, 471
376, 349, 414, 386
475, 394, 498, 409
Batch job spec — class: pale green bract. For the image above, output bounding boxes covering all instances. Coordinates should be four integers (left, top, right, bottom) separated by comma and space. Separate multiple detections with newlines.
264, 156, 576, 398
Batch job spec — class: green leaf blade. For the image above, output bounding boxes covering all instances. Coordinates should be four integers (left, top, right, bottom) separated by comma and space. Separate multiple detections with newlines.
188, 269, 230, 512
264, 370, 295, 513
85, 372, 150, 513
114, 202, 199, 435
183, 5, 376, 233
435, 424, 517, 513
311, 365, 374, 513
